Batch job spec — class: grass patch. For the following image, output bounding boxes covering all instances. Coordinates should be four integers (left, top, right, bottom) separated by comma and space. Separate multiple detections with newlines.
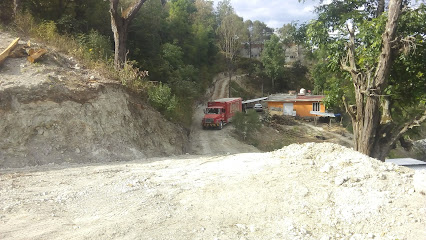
230, 80, 256, 100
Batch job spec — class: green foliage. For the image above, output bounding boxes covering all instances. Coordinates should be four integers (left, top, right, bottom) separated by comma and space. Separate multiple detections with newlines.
115, 61, 147, 91
277, 60, 311, 92
230, 81, 255, 100
21, 0, 110, 34
233, 111, 261, 140
236, 57, 262, 77
161, 42, 184, 70
170, 65, 201, 100
217, 13, 247, 60
148, 83, 178, 117
76, 30, 113, 61
6, 0, 228, 126
167, 0, 196, 45
0, 0, 14, 24
308, 2, 425, 113
251, 20, 273, 43
12, 11, 37, 35
35, 20, 58, 41
216, 0, 234, 24
261, 34, 285, 89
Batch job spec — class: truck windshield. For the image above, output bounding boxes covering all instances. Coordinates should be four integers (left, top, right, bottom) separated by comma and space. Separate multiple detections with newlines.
206, 108, 220, 114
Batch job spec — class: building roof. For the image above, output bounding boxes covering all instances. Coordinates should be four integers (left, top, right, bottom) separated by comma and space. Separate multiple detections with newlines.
212, 98, 241, 102
386, 158, 426, 171
242, 97, 268, 104
266, 94, 325, 102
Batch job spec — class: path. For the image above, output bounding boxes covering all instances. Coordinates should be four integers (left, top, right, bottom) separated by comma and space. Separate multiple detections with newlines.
188, 73, 258, 155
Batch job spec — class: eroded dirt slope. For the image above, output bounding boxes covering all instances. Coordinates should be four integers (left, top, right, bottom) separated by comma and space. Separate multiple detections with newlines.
0, 31, 188, 168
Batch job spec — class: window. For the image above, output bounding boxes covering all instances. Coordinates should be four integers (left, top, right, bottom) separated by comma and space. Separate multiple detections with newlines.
312, 102, 320, 112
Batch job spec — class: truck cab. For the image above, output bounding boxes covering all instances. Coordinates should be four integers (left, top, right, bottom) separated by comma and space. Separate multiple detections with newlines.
202, 107, 226, 129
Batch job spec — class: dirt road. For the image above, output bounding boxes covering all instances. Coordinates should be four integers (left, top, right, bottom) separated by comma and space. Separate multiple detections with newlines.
188, 73, 258, 155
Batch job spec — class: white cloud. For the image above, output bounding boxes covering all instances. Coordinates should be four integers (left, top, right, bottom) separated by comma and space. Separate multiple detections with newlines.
213, 0, 318, 28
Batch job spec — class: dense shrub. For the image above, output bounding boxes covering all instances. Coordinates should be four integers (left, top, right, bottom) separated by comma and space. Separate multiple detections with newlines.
233, 110, 261, 140
148, 83, 178, 118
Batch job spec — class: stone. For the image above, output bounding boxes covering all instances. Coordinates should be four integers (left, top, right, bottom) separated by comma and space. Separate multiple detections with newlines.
413, 170, 426, 194
320, 163, 332, 173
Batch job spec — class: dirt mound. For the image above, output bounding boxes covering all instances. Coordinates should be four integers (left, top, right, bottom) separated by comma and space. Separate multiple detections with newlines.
0, 31, 188, 168
0, 143, 424, 239
270, 114, 298, 126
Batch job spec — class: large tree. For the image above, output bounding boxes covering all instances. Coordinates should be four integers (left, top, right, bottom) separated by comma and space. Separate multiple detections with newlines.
308, 0, 426, 160
217, 12, 246, 97
261, 34, 285, 90
109, 0, 148, 68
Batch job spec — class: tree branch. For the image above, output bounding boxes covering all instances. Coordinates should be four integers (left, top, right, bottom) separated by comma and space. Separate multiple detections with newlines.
388, 109, 426, 149
342, 96, 356, 121
123, 0, 147, 21
373, 0, 403, 90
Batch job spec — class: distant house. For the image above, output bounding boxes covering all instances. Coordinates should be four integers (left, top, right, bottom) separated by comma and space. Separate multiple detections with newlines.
240, 42, 264, 59
284, 44, 304, 66
266, 90, 327, 117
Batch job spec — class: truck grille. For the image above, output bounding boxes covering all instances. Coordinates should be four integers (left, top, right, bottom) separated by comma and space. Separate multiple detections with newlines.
204, 118, 214, 123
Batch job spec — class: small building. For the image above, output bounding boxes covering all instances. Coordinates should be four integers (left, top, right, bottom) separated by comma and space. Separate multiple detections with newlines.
266, 90, 326, 117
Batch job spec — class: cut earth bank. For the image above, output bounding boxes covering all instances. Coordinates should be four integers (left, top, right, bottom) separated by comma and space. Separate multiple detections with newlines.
0, 31, 188, 168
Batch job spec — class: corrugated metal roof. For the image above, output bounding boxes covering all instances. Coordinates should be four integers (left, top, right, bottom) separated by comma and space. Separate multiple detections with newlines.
266, 94, 325, 102
242, 97, 268, 104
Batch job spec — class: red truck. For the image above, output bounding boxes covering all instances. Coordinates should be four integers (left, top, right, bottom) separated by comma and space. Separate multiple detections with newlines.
202, 98, 242, 130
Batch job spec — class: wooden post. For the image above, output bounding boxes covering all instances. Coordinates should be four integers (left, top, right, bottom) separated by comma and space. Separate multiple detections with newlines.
0, 38, 20, 65
27, 49, 48, 63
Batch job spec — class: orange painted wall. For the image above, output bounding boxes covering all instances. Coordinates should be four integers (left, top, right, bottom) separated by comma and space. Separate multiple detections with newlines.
267, 101, 325, 117
267, 102, 285, 116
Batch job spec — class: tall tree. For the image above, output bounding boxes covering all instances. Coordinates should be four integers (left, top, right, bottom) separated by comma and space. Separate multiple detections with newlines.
244, 20, 273, 58
261, 34, 285, 89
216, 0, 233, 24
192, 0, 217, 65
217, 13, 246, 97
244, 20, 253, 58
251, 20, 273, 43
279, 23, 297, 47
308, 0, 426, 160
110, 0, 147, 68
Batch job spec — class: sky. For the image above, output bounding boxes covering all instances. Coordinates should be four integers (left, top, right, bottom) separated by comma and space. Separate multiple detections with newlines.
212, 0, 319, 29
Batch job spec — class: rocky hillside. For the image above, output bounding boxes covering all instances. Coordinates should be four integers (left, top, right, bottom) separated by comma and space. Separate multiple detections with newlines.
0, 32, 188, 168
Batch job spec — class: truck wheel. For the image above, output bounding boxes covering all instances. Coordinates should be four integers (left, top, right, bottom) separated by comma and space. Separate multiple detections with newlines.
218, 121, 223, 130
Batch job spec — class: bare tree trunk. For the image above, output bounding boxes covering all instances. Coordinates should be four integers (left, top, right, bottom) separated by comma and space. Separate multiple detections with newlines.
248, 37, 252, 58
342, 0, 404, 161
227, 59, 233, 97
13, 0, 20, 17
110, 0, 147, 69
110, 14, 129, 67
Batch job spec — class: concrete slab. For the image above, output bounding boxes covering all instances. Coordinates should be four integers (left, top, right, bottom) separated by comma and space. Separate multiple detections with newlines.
386, 158, 426, 171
